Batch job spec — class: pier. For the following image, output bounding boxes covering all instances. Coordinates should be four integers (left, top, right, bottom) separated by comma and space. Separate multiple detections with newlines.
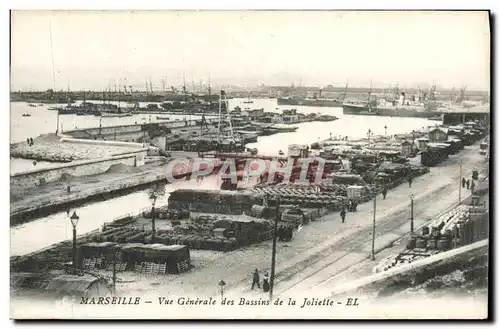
439, 105, 490, 125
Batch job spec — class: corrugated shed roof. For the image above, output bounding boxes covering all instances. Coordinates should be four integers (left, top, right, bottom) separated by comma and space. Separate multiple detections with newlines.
46, 275, 107, 295
426, 143, 450, 148
428, 126, 449, 134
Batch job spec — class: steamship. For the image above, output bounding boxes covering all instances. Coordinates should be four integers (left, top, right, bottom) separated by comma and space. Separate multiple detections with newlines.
342, 84, 440, 118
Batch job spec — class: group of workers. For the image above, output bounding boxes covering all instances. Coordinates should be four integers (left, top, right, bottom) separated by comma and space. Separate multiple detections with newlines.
462, 177, 476, 191
340, 175, 416, 223
251, 268, 270, 293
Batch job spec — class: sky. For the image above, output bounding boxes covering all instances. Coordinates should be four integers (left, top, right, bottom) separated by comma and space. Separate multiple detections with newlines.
10, 10, 491, 91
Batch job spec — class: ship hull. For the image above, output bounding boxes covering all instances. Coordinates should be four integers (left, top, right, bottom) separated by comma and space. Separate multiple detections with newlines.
277, 98, 342, 108
342, 103, 439, 118
376, 108, 437, 118
342, 103, 367, 114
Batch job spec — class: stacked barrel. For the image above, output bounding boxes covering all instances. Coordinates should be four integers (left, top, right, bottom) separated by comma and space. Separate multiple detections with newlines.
408, 204, 488, 252
250, 183, 350, 210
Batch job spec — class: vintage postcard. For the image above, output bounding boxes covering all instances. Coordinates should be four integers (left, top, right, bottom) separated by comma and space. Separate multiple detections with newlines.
9, 10, 490, 319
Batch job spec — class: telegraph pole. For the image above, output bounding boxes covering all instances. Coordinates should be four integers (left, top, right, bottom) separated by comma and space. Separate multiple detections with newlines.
410, 194, 414, 235
112, 247, 117, 294
371, 184, 377, 261
151, 202, 156, 241
458, 159, 463, 204
269, 198, 280, 303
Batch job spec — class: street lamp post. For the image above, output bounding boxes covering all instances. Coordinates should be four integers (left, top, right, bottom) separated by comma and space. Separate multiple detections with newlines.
410, 194, 414, 235
218, 280, 226, 300
151, 196, 157, 241
371, 183, 377, 261
69, 211, 80, 273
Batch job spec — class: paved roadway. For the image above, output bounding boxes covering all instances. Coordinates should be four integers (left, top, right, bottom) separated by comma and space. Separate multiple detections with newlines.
108, 140, 488, 300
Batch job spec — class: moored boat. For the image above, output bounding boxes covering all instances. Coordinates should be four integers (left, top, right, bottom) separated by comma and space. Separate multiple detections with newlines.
342, 82, 442, 118
277, 97, 343, 107
269, 124, 299, 133
101, 112, 132, 117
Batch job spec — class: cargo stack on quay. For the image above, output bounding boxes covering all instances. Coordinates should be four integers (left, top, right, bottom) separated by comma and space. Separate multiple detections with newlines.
373, 179, 489, 274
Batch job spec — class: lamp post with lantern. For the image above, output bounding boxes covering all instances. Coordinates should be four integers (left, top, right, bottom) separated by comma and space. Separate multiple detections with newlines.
151, 195, 157, 241
69, 210, 80, 272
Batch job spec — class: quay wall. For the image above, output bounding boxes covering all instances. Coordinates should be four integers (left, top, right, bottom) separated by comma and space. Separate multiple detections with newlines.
327, 239, 488, 299
66, 119, 212, 137
60, 138, 145, 149
63, 119, 217, 142
10, 152, 145, 191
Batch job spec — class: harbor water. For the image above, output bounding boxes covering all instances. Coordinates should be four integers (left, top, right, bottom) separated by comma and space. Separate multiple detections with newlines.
10, 98, 435, 256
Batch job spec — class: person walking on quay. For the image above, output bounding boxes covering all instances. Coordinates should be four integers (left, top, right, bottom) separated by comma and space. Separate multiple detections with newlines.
466, 179, 470, 190
353, 199, 358, 212
340, 208, 346, 223
462, 177, 466, 188
287, 226, 293, 241
26, 138, 30, 145
263, 272, 270, 293
382, 186, 388, 200
408, 176, 413, 188
251, 269, 260, 290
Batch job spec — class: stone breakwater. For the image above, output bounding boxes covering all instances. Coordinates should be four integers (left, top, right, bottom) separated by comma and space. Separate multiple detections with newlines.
10, 134, 143, 162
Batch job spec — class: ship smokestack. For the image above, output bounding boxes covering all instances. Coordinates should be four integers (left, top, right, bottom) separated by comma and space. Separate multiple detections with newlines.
399, 92, 405, 105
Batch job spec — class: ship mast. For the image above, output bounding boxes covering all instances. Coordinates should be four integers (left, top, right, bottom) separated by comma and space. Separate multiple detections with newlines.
49, 20, 59, 134
225, 91, 235, 141
183, 73, 187, 122
342, 79, 349, 102
367, 80, 373, 102
367, 80, 374, 112
217, 90, 222, 143
118, 78, 121, 111
208, 75, 212, 110
394, 82, 399, 100
454, 85, 466, 105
